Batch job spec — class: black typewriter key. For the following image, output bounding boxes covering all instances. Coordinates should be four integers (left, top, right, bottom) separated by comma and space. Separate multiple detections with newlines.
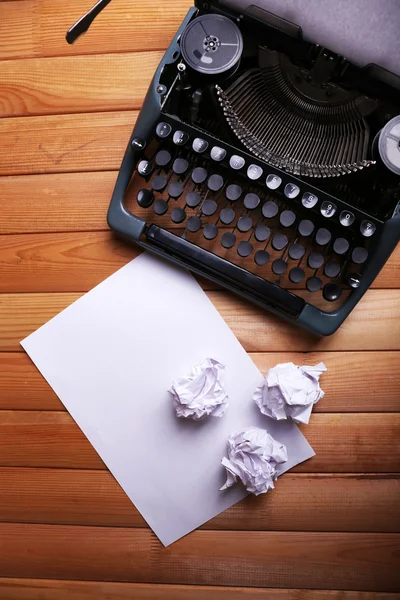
220, 207, 235, 225
323, 282, 342, 302
137, 188, 154, 208
229, 155, 245, 170
288, 243, 305, 260
151, 175, 167, 191
298, 219, 314, 237
210, 146, 227, 162
333, 237, 350, 255
255, 224, 270, 242
244, 193, 260, 210
173, 130, 189, 146
171, 207, 186, 223
207, 174, 224, 192
203, 224, 218, 240
247, 164, 263, 181
340, 210, 355, 227
202, 199, 217, 216
255, 250, 270, 266
187, 216, 202, 232
168, 181, 184, 199
191, 167, 208, 184
186, 191, 201, 208
320, 201, 337, 218
237, 241, 253, 257
221, 232, 236, 248
156, 122, 172, 138
192, 137, 209, 153
266, 174, 282, 190
360, 220, 376, 237
289, 267, 305, 283
348, 273, 361, 289
352, 246, 368, 264
131, 137, 146, 151
324, 260, 341, 278
237, 216, 252, 232
137, 160, 153, 177
153, 199, 168, 215
306, 276, 322, 292
315, 227, 332, 246
280, 210, 296, 228
262, 201, 279, 219
272, 259, 287, 275
173, 158, 189, 175
155, 150, 172, 167
284, 183, 300, 199
272, 233, 288, 251
308, 252, 324, 269
226, 184, 242, 201
302, 192, 318, 209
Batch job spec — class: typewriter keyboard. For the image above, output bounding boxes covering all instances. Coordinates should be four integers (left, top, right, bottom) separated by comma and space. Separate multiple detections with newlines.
124, 116, 380, 312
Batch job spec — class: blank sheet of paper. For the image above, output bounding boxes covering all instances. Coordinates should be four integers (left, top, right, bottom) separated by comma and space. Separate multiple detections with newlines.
21, 253, 314, 546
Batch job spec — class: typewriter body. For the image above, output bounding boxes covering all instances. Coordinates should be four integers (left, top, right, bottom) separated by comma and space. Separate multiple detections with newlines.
68, 0, 400, 335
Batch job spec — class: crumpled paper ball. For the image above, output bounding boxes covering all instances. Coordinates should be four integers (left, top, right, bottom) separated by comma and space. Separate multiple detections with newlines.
220, 427, 287, 495
169, 358, 229, 420
254, 362, 327, 424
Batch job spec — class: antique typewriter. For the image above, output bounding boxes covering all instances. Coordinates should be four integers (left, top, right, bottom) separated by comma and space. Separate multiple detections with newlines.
67, 0, 400, 335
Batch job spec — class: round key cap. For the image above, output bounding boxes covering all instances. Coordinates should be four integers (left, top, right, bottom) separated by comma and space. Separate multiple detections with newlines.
306, 276, 322, 292
262, 201, 279, 219
138, 160, 153, 177
153, 199, 168, 215
320, 200, 337, 218
221, 232, 236, 248
167, 181, 183, 198
315, 227, 332, 245
348, 273, 361, 289
360, 220, 376, 237
237, 241, 253, 257
298, 219, 314, 237
323, 282, 342, 302
137, 188, 154, 208
284, 183, 300, 199
288, 243, 305, 260
247, 164, 263, 180
255, 224, 270, 242
352, 246, 368, 264
289, 267, 305, 283
173, 158, 189, 175
272, 259, 287, 275
244, 193, 260, 210
324, 260, 341, 278
333, 237, 349, 255
155, 150, 171, 167
302, 191, 318, 208
237, 216, 252, 232
173, 130, 189, 146
266, 174, 282, 190
229, 155, 245, 170
207, 174, 224, 192
187, 216, 201, 232
211, 146, 227, 162
203, 224, 218, 239
340, 210, 355, 227
192, 138, 208, 153
171, 207, 186, 223
271, 233, 288, 251
191, 167, 208, 184
226, 184, 242, 201
156, 122, 171, 138
151, 175, 167, 191
186, 191, 201, 208
280, 210, 296, 227
308, 252, 324, 269
254, 250, 270, 266
202, 199, 217, 216
220, 207, 235, 225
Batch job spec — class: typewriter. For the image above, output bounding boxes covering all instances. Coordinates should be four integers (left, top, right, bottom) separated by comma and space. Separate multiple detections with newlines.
67, 0, 400, 335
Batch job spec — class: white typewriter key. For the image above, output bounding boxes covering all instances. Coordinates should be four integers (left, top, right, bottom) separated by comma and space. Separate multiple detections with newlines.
229, 155, 245, 170
266, 174, 282, 190
360, 220, 376, 237
211, 146, 227, 162
156, 122, 172, 138
320, 201, 337, 218
247, 164, 263, 180
284, 183, 300, 199
192, 138, 209, 153
339, 210, 355, 227
173, 130, 189, 146
302, 192, 318, 208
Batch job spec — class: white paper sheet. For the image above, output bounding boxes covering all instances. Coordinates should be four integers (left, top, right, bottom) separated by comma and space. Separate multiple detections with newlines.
21, 253, 315, 546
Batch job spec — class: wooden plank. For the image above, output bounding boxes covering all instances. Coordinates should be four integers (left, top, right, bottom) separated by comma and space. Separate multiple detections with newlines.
0, 468, 398, 533
0, 0, 192, 60
1, 290, 400, 352
0, 112, 136, 175
0, 52, 161, 117
0, 579, 398, 600
0, 411, 398, 473
1, 351, 399, 413
1, 523, 399, 591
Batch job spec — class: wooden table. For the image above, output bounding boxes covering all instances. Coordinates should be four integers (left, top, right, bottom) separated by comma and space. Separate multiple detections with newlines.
1, 0, 399, 598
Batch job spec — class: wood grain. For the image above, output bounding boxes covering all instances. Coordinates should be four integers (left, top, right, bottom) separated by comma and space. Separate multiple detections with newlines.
0, 411, 398, 473
0, 0, 192, 60
1, 351, 399, 412
1, 290, 400, 352
0, 468, 398, 533
1, 523, 399, 591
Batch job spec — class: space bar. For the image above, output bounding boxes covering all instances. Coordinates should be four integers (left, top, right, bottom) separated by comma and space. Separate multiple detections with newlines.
146, 226, 304, 317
